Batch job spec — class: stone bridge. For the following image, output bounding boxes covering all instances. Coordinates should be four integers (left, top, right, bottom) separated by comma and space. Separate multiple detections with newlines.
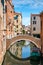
6, 35, 41, 50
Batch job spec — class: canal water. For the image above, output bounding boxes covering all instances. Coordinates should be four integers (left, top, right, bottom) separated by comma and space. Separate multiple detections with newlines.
2, 40, 41, 65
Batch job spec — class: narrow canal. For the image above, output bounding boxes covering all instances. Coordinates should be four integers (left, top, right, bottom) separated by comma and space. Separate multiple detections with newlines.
2, 40, 41, 65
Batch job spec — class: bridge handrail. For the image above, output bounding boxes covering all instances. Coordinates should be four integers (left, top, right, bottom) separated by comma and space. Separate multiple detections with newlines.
14, 34, 41, 40
6, 34, 41, 41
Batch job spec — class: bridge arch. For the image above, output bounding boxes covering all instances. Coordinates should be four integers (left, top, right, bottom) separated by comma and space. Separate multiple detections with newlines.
6, 35, 41, 50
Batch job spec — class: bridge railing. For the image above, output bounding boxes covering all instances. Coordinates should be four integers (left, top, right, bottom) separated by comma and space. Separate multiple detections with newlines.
14, 34, 41, 40
6, 34, 41, 41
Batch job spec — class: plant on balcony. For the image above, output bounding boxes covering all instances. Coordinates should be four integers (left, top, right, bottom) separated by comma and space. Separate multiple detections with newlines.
22, 29, 25, 34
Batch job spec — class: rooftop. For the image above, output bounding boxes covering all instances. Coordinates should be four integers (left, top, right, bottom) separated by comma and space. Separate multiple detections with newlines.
31, 14, 40, 16
14, 12, 22, 16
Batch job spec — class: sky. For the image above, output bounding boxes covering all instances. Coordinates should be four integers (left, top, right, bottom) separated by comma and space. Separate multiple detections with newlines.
12, 0, 43, 26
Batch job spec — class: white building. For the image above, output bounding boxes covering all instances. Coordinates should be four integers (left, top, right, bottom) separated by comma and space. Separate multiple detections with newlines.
31, 14, 41, 38
25, 25, 31, 34
22, 25, 31, 35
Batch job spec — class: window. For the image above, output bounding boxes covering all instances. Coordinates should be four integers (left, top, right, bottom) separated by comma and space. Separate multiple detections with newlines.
14, 15, 18, 19
17, 20, 18, 23
16, 25, 18, 28
17, 30, 18, 32
1, 0, 4, 6
17, 33, 19, 35
11, 11, 12, 13
33, 27, 36, 31
33, 21, 36, 24
33, 16, 36, 20
5, 5, 7, 13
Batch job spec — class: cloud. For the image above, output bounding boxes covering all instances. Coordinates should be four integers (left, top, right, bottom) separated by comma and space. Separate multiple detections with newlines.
30, 0, 43, 8
22, 17, 30, 26
12, 0, 43, 25
12, 0, 43, 9
12, 0, 33, 8
12, 0, 33, 5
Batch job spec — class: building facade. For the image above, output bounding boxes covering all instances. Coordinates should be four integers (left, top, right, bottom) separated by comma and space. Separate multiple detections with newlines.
31, 14, 41, 38
30, 12, 43, 55
2, 0, 6, 55
24, 25, 31, 34
5, 0, 14, 39
0, 0, 6, 64
0, 16, 3, 65
40, 12, 43, 55
14, 12, 22, 35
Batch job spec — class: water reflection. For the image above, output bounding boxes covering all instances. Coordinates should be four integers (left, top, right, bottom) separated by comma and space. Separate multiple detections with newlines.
22, 46, 30, 58
9, 40, 40, 60
2, 40, 41, 65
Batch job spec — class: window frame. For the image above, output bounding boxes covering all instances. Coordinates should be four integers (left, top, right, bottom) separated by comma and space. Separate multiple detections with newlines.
33, 27, 36, 31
